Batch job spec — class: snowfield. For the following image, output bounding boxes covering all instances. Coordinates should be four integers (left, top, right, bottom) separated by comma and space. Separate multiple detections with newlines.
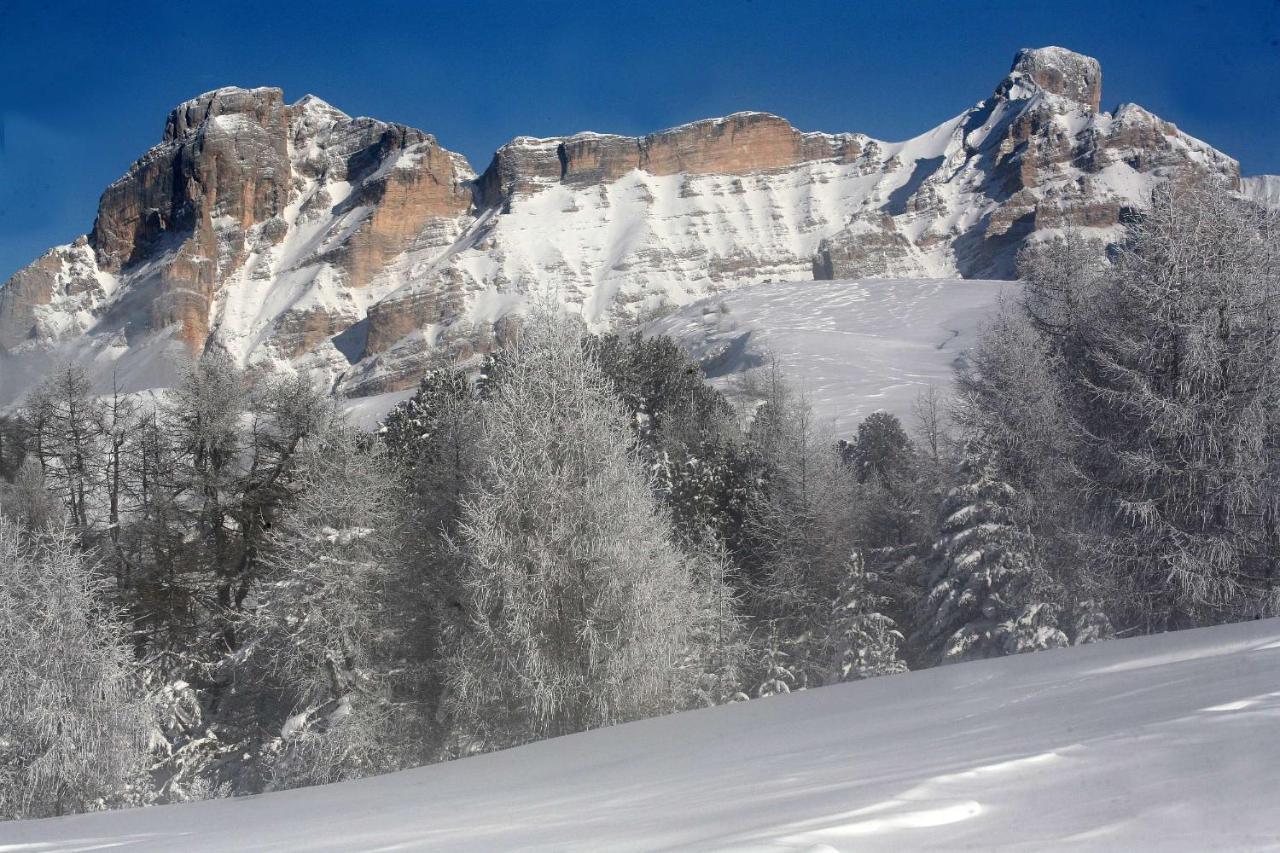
5, 618, 1280, 851
645, 277, 1011, 430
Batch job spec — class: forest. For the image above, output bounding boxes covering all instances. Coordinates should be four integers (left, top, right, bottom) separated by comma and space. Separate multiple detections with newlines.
1, 178, 1277, 820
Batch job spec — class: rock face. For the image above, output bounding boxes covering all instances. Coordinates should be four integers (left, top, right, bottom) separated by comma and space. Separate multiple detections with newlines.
0, 46, 1250, 404
1003, 46, 1102, 111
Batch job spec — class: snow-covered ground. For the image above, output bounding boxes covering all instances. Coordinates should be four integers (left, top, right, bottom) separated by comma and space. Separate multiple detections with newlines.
5, 618, 1279, 851
645, 277, 1011, 432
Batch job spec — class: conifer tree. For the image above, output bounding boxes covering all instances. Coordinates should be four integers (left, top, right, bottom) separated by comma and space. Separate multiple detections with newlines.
917, 446, 1067, 665
0, 518, 153, 819
248, 425, 421, 789
824, 551, 907, 683
444, 311, 733, 747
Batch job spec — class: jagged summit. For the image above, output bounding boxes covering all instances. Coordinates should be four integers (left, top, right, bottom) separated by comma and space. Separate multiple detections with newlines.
999, 46, 1103, 111
291, 93, 350, 118
163, 86, 286, 142
0, 47, 1248, 407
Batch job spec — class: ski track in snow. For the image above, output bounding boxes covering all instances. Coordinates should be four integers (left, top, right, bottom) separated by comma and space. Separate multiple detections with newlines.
645, 277, 1012, 433
4, 618, 1280, 851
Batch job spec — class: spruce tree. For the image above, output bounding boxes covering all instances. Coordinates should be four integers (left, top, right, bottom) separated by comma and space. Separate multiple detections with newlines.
824, 551, 907, 683
246, 425, 422, 790
917, 446, 1066, 665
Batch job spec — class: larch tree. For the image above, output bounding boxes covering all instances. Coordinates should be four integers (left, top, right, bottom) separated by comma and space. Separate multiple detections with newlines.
443, 310, 730, 748
0, 518, 153, 820
1069, 179, 1280, 628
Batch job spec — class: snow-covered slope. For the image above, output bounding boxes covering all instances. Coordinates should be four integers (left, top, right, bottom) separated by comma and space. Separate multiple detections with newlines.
5, 618, 1279, 851
645, 277, 1011, 431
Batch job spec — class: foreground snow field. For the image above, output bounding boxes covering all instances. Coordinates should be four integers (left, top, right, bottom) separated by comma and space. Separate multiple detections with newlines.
645, 277, 1010, 430
5, 618, 1280, 851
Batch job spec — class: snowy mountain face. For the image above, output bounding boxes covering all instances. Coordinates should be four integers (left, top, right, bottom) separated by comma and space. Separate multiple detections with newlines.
8, 618, 1280, 851
0, 47, 1249, 405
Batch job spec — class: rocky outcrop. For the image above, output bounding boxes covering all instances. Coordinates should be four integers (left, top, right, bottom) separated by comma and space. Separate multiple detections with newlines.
0, 239, 110, 352
1001, 46, 1102, 111
477, 113, 867, 207
813, 214, 917, 280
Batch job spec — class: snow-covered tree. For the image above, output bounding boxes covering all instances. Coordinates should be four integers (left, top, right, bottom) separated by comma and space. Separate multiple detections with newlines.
0, 457, 64, 530
1067, 179, 1280, 627
917, 446, 1067, 665
0, 518, 152, 819
443, 311, 731, 746
246, 425, 422, 789
824, 552, 907, 683
19, 363, 105, 533
754, 630, 797, 698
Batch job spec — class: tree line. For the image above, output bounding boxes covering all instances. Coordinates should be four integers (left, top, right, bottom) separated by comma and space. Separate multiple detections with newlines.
0, 176, 1274, 820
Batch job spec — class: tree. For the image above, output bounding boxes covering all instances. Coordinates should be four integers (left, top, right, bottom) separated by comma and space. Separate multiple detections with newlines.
916, 445, 1067, 665
948, 303, 1089, 630
1067, 180, 1280, 628
443, 311, 732, 747
19, 363, 105, 533
823, 551, 907, 683
246, 425, 424, 789
0, 518, 153, 819
0, 457, 64, 530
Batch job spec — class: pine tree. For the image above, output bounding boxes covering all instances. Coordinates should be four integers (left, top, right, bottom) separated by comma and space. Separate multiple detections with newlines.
917, 446, 1067, 665
754, 630, 797, 698
0, 518, 153, 819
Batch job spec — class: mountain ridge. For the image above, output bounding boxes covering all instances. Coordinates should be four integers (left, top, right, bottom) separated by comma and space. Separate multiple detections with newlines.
1, 46, 1270, 405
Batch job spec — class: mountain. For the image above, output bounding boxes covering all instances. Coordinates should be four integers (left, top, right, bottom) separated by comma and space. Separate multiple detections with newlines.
0, 47, 1251, 405
8, 617, 1280, 851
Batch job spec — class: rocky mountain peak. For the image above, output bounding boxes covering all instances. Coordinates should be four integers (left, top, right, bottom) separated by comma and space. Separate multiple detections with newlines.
998, 46, 1102, 111
162, 86, 286, 142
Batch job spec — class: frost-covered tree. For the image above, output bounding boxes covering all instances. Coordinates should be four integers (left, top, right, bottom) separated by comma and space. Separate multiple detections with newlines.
19, 363, 105, 533
1067, 179, 1280, 627
0, 457, 64, 530
0, 518, 152, 820
246, 425, 422, 790
443, 311, 731, 746
917, 446, 1067, 665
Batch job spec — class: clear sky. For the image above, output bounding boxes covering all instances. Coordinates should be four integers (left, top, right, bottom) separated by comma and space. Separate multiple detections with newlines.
2, 0, 1277, 281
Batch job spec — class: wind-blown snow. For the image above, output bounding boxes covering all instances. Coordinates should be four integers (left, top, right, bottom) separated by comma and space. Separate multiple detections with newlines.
645, 277, 1011, 431
4, 618, 1279, 851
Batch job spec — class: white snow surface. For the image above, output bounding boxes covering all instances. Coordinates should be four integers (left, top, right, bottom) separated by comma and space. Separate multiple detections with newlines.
645, 277, 1012, 431
5, 618, 1280, 851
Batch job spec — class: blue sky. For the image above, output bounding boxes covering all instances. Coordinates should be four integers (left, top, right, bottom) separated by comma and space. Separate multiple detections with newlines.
2, 0, 1277, 280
